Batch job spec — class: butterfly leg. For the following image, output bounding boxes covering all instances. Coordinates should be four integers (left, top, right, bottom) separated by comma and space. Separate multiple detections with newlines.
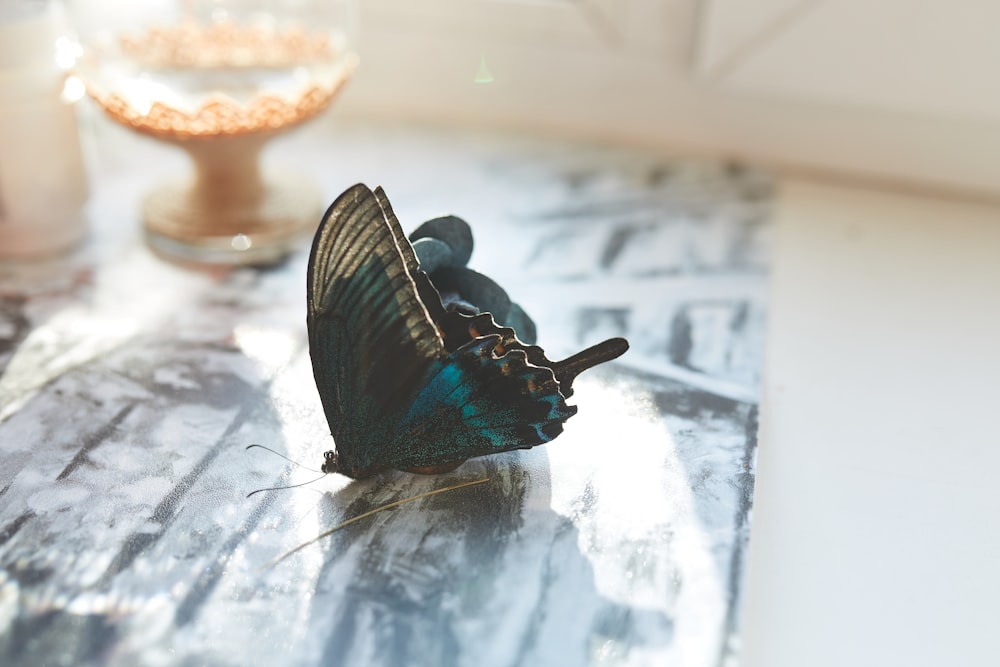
320, 450, 339, 474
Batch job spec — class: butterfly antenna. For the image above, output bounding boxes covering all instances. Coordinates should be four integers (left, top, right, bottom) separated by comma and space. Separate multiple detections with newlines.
245, 444, 324, 473
246, 472, 329, 498
266, 477, 490, 568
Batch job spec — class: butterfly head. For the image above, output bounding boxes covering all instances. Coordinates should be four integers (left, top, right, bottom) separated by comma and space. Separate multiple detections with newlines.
320, 450, 339, 474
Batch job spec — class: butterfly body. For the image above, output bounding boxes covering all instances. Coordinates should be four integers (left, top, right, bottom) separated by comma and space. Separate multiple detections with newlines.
308, 184, 628, 479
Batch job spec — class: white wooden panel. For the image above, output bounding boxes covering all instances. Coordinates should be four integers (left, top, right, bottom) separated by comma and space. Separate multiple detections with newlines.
715, 0, 1000, 124
696, 0, 814, 76
742, 180, 1000, 667
362, 0, 624, 50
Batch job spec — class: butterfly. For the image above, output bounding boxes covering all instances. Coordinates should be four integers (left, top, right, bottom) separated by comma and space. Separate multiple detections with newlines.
307, 184, 629, 479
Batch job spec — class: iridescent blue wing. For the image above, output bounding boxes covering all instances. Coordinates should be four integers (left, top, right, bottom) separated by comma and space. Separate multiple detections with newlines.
392, 315, 628, 471
307, 184, 449, 477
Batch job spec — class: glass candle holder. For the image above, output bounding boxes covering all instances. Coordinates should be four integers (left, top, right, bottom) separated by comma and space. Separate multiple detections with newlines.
69, 1, 357, 265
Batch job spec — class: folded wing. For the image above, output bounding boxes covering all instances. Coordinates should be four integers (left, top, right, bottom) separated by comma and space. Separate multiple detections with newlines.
307, 184, 448, 476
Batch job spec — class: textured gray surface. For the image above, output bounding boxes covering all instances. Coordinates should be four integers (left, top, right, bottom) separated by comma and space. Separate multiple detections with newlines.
0, 120, 770, 666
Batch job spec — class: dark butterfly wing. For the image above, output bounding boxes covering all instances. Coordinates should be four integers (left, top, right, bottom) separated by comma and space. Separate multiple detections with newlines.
390, 314, 628, 470
396, 335, 575, 469
307, 184, 448, 477
308, 184, 629, 479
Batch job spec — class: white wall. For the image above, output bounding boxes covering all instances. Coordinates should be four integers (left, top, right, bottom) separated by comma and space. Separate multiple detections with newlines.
337, 0, 1000, 198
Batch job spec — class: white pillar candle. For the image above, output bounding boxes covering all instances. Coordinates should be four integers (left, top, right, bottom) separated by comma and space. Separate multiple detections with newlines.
0, 2, 88, 259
